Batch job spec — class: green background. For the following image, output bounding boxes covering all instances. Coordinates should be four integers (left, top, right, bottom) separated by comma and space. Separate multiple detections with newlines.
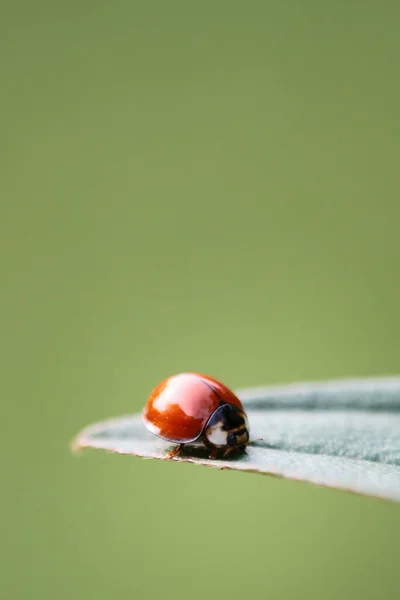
2, 1, 400, 599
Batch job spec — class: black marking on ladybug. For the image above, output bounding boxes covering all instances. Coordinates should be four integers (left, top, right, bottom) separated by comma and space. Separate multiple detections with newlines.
227, 427, 249, 448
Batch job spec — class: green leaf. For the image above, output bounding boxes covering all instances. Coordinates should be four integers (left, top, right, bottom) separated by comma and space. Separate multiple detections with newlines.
73, 377, 400, 502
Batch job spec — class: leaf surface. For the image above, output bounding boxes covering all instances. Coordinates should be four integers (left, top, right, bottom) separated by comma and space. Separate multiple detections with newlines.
73, 377, 400, 502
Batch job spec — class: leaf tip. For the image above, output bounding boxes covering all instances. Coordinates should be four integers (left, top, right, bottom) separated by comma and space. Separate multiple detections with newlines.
70, 430, 87, 455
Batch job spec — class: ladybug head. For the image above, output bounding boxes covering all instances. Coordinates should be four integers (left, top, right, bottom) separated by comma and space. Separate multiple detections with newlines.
203, 403, 250, 449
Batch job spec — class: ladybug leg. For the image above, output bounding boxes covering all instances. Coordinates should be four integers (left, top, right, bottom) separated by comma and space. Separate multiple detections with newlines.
202, 435, 218, 459
166, 443, 184, 459
222, 446, 237, 459
223, 440, 262, 459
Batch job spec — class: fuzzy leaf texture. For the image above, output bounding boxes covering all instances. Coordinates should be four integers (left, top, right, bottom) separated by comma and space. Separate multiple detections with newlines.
73, 378, 400, 502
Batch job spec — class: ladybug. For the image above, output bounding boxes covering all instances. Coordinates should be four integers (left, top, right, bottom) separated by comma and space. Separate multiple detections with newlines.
142, 372, 250, 459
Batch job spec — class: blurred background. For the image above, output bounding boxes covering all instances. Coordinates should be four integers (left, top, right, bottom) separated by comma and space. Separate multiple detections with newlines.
1, 1, 400, 599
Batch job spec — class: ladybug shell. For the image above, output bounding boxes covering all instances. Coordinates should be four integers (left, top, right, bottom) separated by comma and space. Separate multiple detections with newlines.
142, 372, 243, 443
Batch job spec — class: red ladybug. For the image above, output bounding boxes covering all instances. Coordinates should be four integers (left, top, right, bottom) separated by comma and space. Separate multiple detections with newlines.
142, 372, 250, 459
